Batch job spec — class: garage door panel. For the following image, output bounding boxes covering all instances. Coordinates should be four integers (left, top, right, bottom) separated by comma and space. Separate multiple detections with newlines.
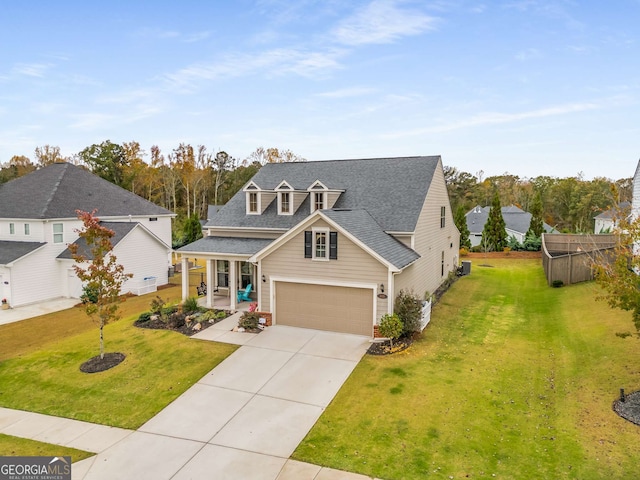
275, 282, 373, 336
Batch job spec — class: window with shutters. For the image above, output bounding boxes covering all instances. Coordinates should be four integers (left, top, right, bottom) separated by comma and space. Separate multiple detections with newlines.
440, 206, 446, 228
305, 228, 337, 261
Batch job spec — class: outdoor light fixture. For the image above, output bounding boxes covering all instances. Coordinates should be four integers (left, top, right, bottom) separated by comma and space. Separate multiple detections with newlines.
380, 283, 384, 293
262, 275, 266, 283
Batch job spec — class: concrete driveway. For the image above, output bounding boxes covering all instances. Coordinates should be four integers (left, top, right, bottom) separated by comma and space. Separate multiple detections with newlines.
74, 325, 371, 480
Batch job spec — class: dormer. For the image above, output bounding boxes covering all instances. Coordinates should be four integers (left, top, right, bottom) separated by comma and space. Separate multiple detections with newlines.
243, 181, 276, 215
307, 180, 344, 213
275, 180, 306, 215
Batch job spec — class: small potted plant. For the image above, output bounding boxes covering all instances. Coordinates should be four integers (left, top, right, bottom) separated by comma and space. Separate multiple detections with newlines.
1, 298, 8, 310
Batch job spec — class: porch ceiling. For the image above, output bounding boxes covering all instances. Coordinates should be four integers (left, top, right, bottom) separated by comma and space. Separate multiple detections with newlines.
178, 236, 274, 256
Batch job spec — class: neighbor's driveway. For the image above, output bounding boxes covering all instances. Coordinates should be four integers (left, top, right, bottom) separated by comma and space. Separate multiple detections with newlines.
74, 325, 371, 480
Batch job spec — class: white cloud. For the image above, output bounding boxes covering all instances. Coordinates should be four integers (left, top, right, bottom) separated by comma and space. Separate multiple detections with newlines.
316, 87, 378, 98
11, 63, 52, 78
515, 47, 542, 61
331, 0, 438, 46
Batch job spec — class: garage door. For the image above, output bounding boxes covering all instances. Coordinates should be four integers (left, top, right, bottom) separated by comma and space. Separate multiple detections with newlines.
275, 281, 373, 336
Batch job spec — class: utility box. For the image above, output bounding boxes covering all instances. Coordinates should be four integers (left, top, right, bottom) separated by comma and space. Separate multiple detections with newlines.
461, 261, 471, 276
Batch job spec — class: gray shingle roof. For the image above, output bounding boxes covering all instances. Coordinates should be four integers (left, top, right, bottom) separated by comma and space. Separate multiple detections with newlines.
178, 237, 274, 255
206, 156, 440, 233
322, 209, 420, 269
466, 205, 556, 235
57, 222, 140, 260
0, 163, 173, 219
594, 202, 631, 219
0, 241, 45, 265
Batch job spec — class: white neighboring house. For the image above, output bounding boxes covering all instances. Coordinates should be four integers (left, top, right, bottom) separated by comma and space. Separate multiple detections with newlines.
593, 201, 631, 233
0, 162, 174, 308
466, 205, 557, 247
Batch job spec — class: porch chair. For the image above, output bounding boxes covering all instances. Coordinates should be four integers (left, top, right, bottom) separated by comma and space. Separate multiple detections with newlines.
237, 283, 253, 302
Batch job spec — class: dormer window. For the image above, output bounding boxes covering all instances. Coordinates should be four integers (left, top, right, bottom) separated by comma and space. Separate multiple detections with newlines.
280, 192, 290, 214
248, 192, 258, 213
314, 192, 325, 211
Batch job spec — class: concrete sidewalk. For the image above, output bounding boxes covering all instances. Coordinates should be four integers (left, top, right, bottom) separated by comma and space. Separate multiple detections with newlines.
0, 298, 78, 326
1, 320, 379, 479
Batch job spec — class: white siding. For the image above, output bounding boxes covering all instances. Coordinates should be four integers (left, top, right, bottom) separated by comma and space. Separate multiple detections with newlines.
394, 159, 460, 299
261, 218, 389, 322
10, 245, 67, 306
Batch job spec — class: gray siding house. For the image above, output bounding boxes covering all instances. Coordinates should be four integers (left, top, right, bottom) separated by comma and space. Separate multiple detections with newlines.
179, 156, 460, 337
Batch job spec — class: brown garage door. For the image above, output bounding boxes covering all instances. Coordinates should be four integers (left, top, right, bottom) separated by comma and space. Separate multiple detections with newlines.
275, 281, 373, 336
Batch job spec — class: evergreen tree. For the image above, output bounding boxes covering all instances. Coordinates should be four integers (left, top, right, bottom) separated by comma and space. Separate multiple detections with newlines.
183, 214, 203, 245
527, 192, 544, 238
454, 204, 471, 248
481, 191, 507, 251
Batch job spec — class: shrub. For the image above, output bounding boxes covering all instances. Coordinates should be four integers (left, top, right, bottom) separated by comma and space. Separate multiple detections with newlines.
552, 280, 563, 288
137, 311, 152, 323
239, 312, 259, 330
378, 314, 403, 347
80, 285, 99, 304
394, 289, 423, 335
507, 235, 522, 251
215, 310, 228, 319
149, 295, 165, 315
459, 247, 469, 257
524, 233, 542, 251
167, 311, 185, 329
182, 296, 200, 314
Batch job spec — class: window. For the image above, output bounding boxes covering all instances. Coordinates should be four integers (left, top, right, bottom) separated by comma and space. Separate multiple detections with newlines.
440, 206, 446, 228
280, 192, 290, 214
248, 192, 258, 213
216, 260, 229, 288
305, 230, 338, 260
9, 223, 14, 235
240, 262, 253, 288
314, 192, 324, 211
53, 223, 63, 243
24, 224, 30, 235
149, 217, 158, 222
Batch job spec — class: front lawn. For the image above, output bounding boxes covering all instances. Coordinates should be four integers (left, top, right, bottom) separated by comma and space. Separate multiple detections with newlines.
0, 287, 237, 429
294, 259, 640, 479
0, 434, 92, 460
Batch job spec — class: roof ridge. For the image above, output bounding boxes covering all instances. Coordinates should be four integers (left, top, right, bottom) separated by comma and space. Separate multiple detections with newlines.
274, 155, 438, 166
39, 162, 69, 218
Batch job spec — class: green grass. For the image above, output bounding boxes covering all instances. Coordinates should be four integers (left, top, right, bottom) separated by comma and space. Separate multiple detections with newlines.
0, 285, 237, 429
0, 433, 93, 460
294, 259, 640, 479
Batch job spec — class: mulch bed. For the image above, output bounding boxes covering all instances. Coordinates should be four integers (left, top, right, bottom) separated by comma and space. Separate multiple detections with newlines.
134, 316, 224, 336
613, 390, 640, 426
80, 352, 126, 373
367, 335, 414, 355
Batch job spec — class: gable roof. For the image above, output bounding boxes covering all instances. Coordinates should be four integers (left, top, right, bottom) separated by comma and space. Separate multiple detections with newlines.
57, 222, 168, 260
178, 236, 274, 256
205, 156, 441, 233
0, 241, 46, 265
466, 205, 556, 235
322, 209, 420, 269
594, 202, 631, 220
0, 162, 173, 219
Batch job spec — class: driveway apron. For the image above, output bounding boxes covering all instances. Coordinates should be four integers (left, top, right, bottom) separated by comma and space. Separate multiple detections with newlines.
76, 325, 370, 480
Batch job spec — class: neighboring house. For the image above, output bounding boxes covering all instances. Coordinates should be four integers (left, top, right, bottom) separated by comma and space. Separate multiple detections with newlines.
178, 156, 460, 337
0, 162, 174, 307
594, 202, 631, 233
466, 205, 556, 247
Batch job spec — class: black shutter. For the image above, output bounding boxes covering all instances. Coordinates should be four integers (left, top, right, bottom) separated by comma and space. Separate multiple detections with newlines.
304, 231, 312, 258
329, 232, 338, 259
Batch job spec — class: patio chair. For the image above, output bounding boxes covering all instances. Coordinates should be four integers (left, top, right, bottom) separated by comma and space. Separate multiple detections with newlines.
197, 282, 206, 296
237, 283, 252, 302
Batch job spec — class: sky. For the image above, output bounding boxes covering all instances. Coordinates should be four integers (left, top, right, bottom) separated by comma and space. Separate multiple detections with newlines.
1, 0, 639, 180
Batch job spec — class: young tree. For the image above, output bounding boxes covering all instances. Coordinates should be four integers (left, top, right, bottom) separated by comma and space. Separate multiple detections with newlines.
481, 191, 507, 252
454, 204, 471, 249
69, 210, 132, 359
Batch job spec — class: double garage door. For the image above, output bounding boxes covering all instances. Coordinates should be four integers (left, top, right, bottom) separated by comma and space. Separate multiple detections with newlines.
274, 281, 374, 336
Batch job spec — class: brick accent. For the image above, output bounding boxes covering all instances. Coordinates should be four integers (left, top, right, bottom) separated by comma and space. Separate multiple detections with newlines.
256, 312, 272, 327
373, 325, 382, 338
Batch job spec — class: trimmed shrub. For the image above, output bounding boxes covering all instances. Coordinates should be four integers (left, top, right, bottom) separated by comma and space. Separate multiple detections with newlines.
239, 312, 259, 330
378, 314, 403, 347
137, 311, 152, 323
552, 280, 563, 288
394, 289, 422, 335
182, 296, 200, 314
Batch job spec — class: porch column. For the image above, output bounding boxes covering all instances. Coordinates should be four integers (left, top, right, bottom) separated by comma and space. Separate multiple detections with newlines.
181, 256, 189, 300
229, 260, 237, 311
206, 259, 215, 309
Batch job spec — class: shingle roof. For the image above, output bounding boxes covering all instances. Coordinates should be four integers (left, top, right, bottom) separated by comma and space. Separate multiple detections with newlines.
594, 202, 631, 219
0, 241, 45, 265
57, 222, 142, 260
322, 209, 420, 269
206, 156, 440, 233
178, 237, 275, 255
466, 205, 556, 235
0, 163, 173, 219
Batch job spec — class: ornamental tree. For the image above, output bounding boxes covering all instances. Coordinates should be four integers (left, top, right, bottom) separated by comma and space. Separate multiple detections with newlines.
481, 191, 507, 252
69, 210, 132, 359
454, 204, 471, 249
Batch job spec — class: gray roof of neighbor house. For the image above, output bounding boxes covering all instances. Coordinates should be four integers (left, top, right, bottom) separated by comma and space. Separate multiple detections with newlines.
0, 241, 46, 265
0, 162, 173, 219
57, 222, 166, 260
179, 237, 274, 255
322, 209, 420, 269
594, 202, 631, 219
466, 205, 557, 235
205, 156, 440, 233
